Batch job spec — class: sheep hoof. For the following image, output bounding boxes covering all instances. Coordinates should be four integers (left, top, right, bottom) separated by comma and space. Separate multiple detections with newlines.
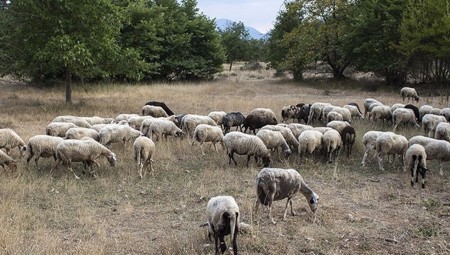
411, 181, 414, 187
421, 183, 425, 189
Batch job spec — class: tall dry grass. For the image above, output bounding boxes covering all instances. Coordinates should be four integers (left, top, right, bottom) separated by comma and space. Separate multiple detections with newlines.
0, 72, 449, 254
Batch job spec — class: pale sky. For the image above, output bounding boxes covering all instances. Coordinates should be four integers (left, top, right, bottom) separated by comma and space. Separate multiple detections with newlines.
196, 0, 284, 34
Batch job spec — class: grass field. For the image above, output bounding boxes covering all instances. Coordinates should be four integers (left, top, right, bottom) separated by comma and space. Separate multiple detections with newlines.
0, 68, 449, 255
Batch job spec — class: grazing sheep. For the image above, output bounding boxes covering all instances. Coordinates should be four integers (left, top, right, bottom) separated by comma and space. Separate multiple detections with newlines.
65, 127, 100, 141
149, 119, 183, 141
133, 136, 155, 178
142, 105, 169, 118
297, 104, 310, 124
404, 104, 420, 122
208, 111, 227, 126
81, 116, 114, 125
171, 114, 187, 128
223, 132, 271, 167
392, 108, 421, 132
326, 111, 343, 123
52, 115, 92, 128
344, 104, 364, 120
322, 105, 337, 123
127, 116, 155, 130
243, 108, 278, 134
421, 139, 450, 175
329, 107, 352, 123
390, 103, 406, 114
408, 135, 436, 148
115, 113, 139, 123
0, 149, 17, 171
181, 114, 217, 138
298, 130, 323, 161
222, 112, 245, 133
0, 128, 26, 157
440, 108, 450, 121
255, 168, 319, 224
370, 105, 392, 123
400, 87, 420, 102
341, 126, 356, 158
434, 122, 450, 142
26, 135, 64, 169
205, 196, 239, 255
361, 131, 384, 166
52, 139, 117, 179
193, 124, 224, 155
363, 98, 382, 118
307, 102, 332, 124
326, 120, 351, 135
376, 132, 408, 171
281, 105, 299, 123
144, 101, 175, 116
46, 122, 78, 137
422, 114, 447, 137
419, 105, 433, 121
285, 123, 313, 138
431, 107, 442, 115
256, 129, 292, 159
404, 144, 428, 188
99, 124, 142, 146
261, 125, 300, 150
322, 129, 342, 163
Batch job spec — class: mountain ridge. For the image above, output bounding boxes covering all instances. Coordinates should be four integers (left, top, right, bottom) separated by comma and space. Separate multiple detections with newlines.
215, 18, 267, 40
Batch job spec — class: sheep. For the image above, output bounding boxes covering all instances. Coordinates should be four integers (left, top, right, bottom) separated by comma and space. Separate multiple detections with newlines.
181, 114, 217, 138
243, 108, 278, 134
127, 116, 155, 130
52, 115, 92, 128
254, 168, 319, 224
326, 120, 351, 135
440, 108, 450, 121
99, 124, 142, 146
46, 122, 78, 137
133, 136, 155, 178
408, 135, 436, 148
193, 124, 224, 155
261, 125, 300, 150
361, 131, 384, 166
285, 123, 313, 138
326, 111, 343, 123
431, 107, 441, 116
329, 107, 352, 123
419, 105, 433, 120
392, 108, 420, 132
0, 149, 17, 171
81, 116, 114, 125
141, 105, 169, 118
404, 104, 420, 122
223, 132, 271, 168
281, 105, 299, 123
363, 98, 382, 118
297, 104, 310, 124
400, 87, 420, 102
148, 119, 183, 141
390, 103, 406, 114
341, 126, 356, 158
422, 114, 447, 137
307, 102, 332, 124
0, 128, 26, 157
256, 129, 291, 160
343, 104, 364, 120
208, 111, 227, 126
421, 139, 450, 175
52, 139, 117, 179
115, 113, 139, 123
312, 126, 333, 134
222, 112, 246, 133
65, 127, 100, 141
26, 135, 64, 169
298, 130, 323, 161
434, 122, 450, 142
370, 105, 392, 123
375, 132, 408, 171
404, 144, 428, 188
321, 104, 337, 123
205, 196, 239, 255
322, 129, 342, 163
144, 101, 175, 116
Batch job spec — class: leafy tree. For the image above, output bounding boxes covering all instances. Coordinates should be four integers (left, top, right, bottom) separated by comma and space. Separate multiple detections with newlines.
219, 21, 250, 71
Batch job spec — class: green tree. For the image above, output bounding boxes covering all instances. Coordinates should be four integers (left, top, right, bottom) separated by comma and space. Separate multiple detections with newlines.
219, 21, 250, 71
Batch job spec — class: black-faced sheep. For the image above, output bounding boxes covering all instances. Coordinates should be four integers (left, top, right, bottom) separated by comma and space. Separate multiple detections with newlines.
223, 132, 271, 168
144, 101, 175, 116
243, 108, 278, 134
254, 168, 319, 224
26, 135, 64, 169
422, 114, 447, 137
222, 112, 246, 133
404, 144, 428, 188
297, 104, 310, 124
400, 87, 420, 102
133, 136, 155, 178
0, 128, 26, 157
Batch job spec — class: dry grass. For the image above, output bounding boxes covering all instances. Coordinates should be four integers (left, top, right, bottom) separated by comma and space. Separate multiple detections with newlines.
0, 71, 449, 255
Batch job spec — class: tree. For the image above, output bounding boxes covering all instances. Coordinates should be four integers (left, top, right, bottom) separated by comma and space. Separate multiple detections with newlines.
219, 21, 250, 71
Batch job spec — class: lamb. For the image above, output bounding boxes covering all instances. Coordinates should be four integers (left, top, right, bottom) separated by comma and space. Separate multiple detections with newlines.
0, 149, 17, 171
363, 98, 382, 118
148, 119, 183, 141
0, 128, 26, 157
281, 105, 299, 123
298, 130, 323, 161
99, 124, 143, 146
52, 115, 92, 128
322, 129, 342, 163
256, 129, 292, 159
341, 126, 356, 158
52, 139, 117, 179
208, 111, 227, 126
254, 168, 319, 224
343, 104, 364, 120
419, 105, 433, 121
222, 112, 246, 133
46, 122, 78, 137
400, 87, 420, 102
243, 108, 278, 134
434, 122, 450, 142
326, 111, 343, 123
370, 105, 392, 123
65, 127, 100, 141
375, 132, 408, 171
261, 125, 300, 150
326, 120, 351, 135
205, 196, 239, 255
141, 105, 169, 118
392, 108, 420, 132
26, 135, 64, 169
144, 101, 175, 116
421, 114, 447, 137
307, 102, 332, 124
440, 108, 450, 121
404, 144, 428, 188
421, 139, 450, 175
361, 131, 384, 166
133, 136, 155, 178
181, 114, 217, 138
192, 124, 224, 155
223, 132, 271, 167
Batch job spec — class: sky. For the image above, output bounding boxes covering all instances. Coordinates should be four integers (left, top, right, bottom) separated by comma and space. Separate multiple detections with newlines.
196, 0, 284, 34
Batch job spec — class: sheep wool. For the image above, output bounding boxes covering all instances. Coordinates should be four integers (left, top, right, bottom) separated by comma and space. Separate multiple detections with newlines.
223, 132, 271, 168
0, 128, 26, 157
46, 122, 78, 137
376, 132, 408, 171
193, 124, 224, 155
0, 149, 17, 171
133, 136, 155, 178
27, 135, 64, 169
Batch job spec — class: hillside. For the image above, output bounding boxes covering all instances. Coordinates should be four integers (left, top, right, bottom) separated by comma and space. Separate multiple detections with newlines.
215, 18, 266, 40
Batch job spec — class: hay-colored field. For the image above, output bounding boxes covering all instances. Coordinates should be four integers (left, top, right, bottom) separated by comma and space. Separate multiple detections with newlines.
0, 70, 449, 255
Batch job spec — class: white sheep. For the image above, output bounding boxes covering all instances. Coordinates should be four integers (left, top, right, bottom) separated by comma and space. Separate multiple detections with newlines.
142, 105, 169, 118
26, 135, 64, 169
127, 116, 155, 130
326, 111, 343, 123
223, 132, 271, 167
207, 111, 227, 126
370, 105, 392, 123
256, 129, 292, 159
181, 114, 217, 138
192, 124, 224, 155
99, 124, 142, 146
390, 103, 406, 114
261, 125, 300, 150
326, 120, 350, 135
254, 168, 319, 224
322, 129, 342, 163
440, 108, 450, 121
115, 113, 139, 123
434, 122, 450, 142
46, 122, 78, 137
422, 139, 450, 175
400, 87, 420, 102
205, 196, 239, 255
149, 119, 183, 141
284, 123, 313, 138
307, 102, 332, 124
81, 116, 114, 125
0, 128, 26, 157
65, 127, 100, 141
343, 104, 364, 120
431, 107, 442, 115
298, 130, 323, 161
419, 105, 433, 120
363, 98, 382, 118
329, 107, 352, 123
404, 144, 428, 188
392, 108, 420, 132
422, 113, 447, 137
52, 139, 117, 179
52, 115, 92, 128
0, 149, 17, 171
376, 132, 408, 171
133, 136, 155, 178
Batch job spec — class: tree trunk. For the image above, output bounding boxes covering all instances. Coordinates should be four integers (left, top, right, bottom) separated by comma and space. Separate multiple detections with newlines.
65, 70, 72, 105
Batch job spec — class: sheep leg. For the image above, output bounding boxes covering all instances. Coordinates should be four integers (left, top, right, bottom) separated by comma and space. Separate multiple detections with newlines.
34, 155, 40, 170
212, 143, 218, 154
200, 142, 205, 156
212, 228, 220, 255
439, 161, 444, 175
253, 198, 260, 222
377, 154, 385, 171
26, 150, 34, 166
419, 167, 426, 189
50, 159, 62, 173
246, 155, 252, 167
361, 147, 369, 166
67, 163, 80, 180
228, 151, 238, 166
269, 193, 276, 224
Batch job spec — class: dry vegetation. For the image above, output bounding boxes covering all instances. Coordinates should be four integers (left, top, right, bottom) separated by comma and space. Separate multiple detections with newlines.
0, 66, 449, 255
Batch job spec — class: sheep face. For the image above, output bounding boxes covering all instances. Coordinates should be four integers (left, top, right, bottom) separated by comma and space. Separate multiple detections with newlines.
107, 153, 117, 166
308, 193, 320, 212
262, 154, 272, 167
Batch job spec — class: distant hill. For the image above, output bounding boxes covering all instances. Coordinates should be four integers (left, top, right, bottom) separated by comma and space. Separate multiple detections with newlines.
215, 18, 266, 40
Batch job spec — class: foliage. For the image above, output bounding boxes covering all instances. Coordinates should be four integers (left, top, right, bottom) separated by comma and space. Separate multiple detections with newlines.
219, 21, 251, 71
